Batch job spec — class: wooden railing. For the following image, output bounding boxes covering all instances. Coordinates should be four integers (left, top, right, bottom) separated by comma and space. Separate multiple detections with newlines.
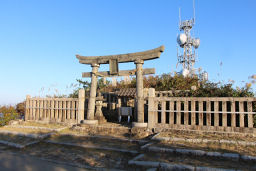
147, 88, 256, 134
25, 89, 86, 124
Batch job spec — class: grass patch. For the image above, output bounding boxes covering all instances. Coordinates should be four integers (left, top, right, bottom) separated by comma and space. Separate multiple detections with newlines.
21, 122, 64, 129
0, 127, 53, 134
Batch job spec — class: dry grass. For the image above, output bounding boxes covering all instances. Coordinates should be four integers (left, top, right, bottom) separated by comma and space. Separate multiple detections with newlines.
159, 131, 256, 142
20, 121, 64, 129
58, 128, 88, 136
0, 127, 52, 134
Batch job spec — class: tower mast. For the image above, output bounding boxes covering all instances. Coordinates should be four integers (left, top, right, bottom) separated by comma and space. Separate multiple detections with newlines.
177, 0, 200, 77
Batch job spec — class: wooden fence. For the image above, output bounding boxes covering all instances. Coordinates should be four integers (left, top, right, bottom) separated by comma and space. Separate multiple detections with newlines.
25, 89, 86, 124
147, 88, 256, 134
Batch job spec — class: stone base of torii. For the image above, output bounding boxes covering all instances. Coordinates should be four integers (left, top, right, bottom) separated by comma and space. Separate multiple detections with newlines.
76, 46, 164, 127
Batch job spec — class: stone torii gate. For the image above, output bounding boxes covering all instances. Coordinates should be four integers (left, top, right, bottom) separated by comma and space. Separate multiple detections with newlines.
76, 45, 164, 127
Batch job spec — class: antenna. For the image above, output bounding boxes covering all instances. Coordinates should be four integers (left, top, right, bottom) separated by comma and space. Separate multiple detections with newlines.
176, 0, 201, 78
179, 7, 181, 27
193, 0, 196, 24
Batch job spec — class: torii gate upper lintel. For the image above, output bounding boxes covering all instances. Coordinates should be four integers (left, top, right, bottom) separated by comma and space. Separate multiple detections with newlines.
76, 45, 165, 126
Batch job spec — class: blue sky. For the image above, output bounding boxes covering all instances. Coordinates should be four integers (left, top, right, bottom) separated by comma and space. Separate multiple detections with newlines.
0, 0, 255, 105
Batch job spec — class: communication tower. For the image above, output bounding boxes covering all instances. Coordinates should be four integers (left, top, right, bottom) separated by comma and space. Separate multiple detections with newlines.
176, 0, 201, 78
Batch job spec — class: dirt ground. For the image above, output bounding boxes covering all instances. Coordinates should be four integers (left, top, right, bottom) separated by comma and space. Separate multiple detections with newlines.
0, 121, 255, 170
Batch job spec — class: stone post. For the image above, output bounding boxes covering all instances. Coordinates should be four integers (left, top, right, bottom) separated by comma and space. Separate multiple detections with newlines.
25, 95, 31, 121
136, 59, 144, 122
82, 63, 99, 125
87, 63, 99, 120
148, 88, 155, 128
77, 89, 85, 124
132, 59, 147, 127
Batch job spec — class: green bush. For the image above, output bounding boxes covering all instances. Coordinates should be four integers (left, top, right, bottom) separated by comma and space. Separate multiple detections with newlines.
0, 106, 20, 126
75, 73, 254, 97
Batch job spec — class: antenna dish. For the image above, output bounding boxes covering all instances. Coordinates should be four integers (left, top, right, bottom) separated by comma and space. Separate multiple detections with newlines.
177, 33, 187, 46
192, 38, 200, 49
182, 69, 190, 77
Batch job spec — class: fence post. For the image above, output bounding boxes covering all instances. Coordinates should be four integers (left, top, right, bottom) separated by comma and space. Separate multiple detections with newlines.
231, 100, 236, 127
248, 101, 253, 128
239, 101, 244, 127
148, 88, 155, 128
169, 101, 174, 125
25, 95, 31, 121
214, 101, 219, 127
198, 100, 203, 126
77, 89, 85, 124
191, 100, 196, 125
206, 100, 211, 126
161, 101, 166, 124
184, 100, 189, 125
222, 101, 227, 127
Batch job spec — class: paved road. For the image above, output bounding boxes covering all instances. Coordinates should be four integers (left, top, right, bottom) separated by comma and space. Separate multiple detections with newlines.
0, 152, 90, 171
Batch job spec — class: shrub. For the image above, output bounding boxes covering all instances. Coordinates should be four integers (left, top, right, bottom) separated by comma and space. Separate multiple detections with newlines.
0, 106, 20, 126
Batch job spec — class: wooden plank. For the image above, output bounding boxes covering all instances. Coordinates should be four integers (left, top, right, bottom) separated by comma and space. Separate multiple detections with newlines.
184, 100, 189, 125
169, 101, 174, 125
47, 100, 50, 119
67, 101, 71, 120
206, 101, 211, 126
29, 99, 32, 120
63, 101, 66, 122
35, 100, 39, 120
55, 100, 58, 120
76, 45, 165, 64
25, 96, 30, 121
248, 102, 253, 128
82, 68, 155, 77
50, 100, 54, 119
43, 100, 46, 119
231, 101, 236, 127
161, 101, 166, 124
176, 101, 181, 125
222, 101, 227, 127
32, 100, 36, 120
72, 101, 76, 120
198, 101, 203, 126
239, 101, 244, 127
191, 100, 196, 125
214, 101, 219, 126
59, 101, 63, 122
39, 100, 43, 120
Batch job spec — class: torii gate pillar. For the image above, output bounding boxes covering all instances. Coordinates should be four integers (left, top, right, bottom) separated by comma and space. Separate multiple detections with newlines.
135, 59, 145, 123
87, 64, 99, 119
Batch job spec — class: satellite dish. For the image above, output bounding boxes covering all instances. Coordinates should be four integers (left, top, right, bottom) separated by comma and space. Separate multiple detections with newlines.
177, 33, 187, 46
192, 38, 200, 49
182, 69, 190, 77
